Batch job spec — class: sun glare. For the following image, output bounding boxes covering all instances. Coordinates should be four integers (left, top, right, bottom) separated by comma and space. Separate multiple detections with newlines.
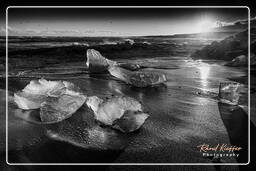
196, 19, 216, 33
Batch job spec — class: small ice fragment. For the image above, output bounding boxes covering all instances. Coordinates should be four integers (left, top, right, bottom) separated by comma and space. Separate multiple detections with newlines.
86, 96, 148, 132
218, 82, 240, 105
40, 93, 86, 123
108, 66, 167, 87
86, 49, 117, 73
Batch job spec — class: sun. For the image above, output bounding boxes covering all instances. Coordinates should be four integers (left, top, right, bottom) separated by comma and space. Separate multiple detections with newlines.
196, 19, 216, 33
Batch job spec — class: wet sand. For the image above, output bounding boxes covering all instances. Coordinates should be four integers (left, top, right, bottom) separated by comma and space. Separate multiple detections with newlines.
0, 57, 252, 170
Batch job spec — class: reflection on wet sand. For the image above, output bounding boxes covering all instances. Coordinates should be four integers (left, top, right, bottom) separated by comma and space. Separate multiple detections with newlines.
197, 63, 210, 88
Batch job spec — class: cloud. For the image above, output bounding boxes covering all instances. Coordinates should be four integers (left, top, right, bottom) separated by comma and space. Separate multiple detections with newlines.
210, 16, 256, 33
215, 16, 256, 28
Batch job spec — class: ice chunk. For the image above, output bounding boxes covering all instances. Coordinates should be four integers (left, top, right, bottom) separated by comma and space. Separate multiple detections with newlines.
14, 79, 86, 123
14, 78, 83, 110
108, 66, 167, 87
40, 93, 86, 123
86, 96, 148, 132
86, 49, 117, 73
112, 110, 149, 133
218, 82, 240, 105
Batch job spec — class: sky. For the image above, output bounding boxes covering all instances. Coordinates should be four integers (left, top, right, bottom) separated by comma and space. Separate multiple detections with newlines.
0, 7, 250, 37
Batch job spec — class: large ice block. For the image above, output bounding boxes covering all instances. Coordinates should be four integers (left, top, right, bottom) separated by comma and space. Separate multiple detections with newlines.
40, 93, 86, 123
86, 49, 117, 73
108, 66, 167, 87
218, 82, 240, 105
86, 96, 148, 132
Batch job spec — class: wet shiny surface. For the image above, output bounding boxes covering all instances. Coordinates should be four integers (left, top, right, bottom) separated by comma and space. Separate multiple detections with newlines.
1, 57, 249, 166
